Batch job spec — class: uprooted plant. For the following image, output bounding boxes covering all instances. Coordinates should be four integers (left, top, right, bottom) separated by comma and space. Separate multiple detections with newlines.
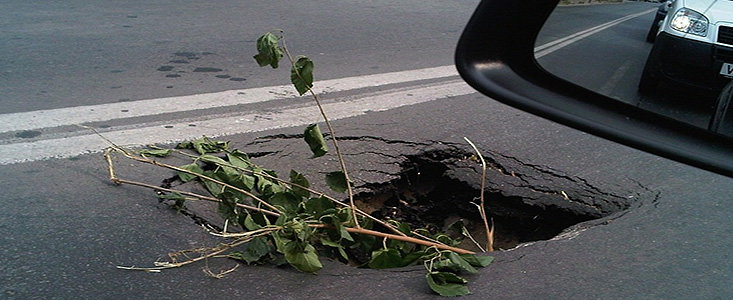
110, 30, 494, 297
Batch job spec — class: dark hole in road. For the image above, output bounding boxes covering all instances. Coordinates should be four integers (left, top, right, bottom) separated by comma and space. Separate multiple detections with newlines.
355, 152, 597, 251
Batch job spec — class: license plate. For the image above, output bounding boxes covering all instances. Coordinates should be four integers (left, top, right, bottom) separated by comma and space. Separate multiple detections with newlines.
722, 62, 733, 78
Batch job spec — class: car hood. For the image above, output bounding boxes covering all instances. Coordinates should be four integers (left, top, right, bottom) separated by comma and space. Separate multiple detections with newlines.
680, 0, 733, 23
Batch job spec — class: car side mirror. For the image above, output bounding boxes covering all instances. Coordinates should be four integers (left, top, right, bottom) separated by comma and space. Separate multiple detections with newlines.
455, 0, 733, 177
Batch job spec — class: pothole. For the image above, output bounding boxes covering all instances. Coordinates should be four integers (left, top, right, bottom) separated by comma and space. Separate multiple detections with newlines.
354, 151, 618, 251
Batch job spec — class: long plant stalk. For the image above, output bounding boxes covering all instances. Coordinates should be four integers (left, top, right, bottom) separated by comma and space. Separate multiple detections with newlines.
464, 137, 494, 252
280, 37, 360, 229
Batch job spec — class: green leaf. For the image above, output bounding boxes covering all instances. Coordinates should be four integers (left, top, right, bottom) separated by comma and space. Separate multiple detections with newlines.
198, 154, 228, 166
176, 137, 228, 154
325, 171, 347, 193
303, 124, 328, 158
156, 192, 186, 211
243, 214, 263, 231
320, 238, 349, 261
178, 163, 204, 182
291, 56, 314, 95
253, 32, 283, 69
283, 242, 322, 273
305, 197, 335, 218
459, 254, 494, 268
227, 150, 252, 169
426, 272, 470, 297
269, 192, 302, 215
139, 149, 171, 157
289, 170, 311, 198
228, 236, 272, 264
446, 252, 478, 273
368, 248, 404, 269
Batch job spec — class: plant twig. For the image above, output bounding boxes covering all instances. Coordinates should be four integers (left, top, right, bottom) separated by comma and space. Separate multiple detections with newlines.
280, 34, 359, 229
311, 224, 475, 255
117, 227, 279, 271
107, 147, 284, 215
464, 137, 494, 252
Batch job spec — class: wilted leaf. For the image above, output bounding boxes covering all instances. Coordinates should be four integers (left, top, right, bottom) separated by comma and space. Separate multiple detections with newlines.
320, 238, 349, 261
305, 197, 335, 218
228, 236, 272, 264
177, 163, 204, 182
253, 32, 283, 69
426, 272, 470, 297
325, 171, 347, 193
368, 248, 403, 269
269, 192, 302, 215
177, 137, 229, 154
446, 252, 478, 273
459, 254, 494, 268
289, 170, 310, 198
227, 150, 252, 169
291, 56, 314, 95
139, 149, 171, 157
283, 242, 322, 273
303, 124, 328, 158
156, 192, 186, 211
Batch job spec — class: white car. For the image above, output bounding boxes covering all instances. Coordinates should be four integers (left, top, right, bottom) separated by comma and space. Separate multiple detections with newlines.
639, 0, 733, 94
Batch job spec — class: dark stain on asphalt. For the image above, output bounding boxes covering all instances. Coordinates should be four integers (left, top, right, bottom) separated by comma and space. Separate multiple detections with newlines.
169, 59, 189, 64
174, 52, 200, 60
110, 70, 124, 73
166, 74, 181, 78
157, 66, 174, 71
215, 74, 231, 79
229, 77, 246, 82
15, 130, 42, 139
193, 67, 223, 72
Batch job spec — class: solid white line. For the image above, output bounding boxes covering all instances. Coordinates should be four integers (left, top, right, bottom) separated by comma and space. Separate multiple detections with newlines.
0, 80, 473, 164
0, 8, 655, 164
0, 66, 459, 133
535, 8, 655, 58
0, 9, 655, 134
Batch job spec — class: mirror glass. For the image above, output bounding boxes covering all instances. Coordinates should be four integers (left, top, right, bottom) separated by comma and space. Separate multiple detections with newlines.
535, 0, 733, 137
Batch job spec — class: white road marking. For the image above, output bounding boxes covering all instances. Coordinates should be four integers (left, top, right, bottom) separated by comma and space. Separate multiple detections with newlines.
0, 8, 654, 164
0, 80, 472, 164
0, 66, 459, 133
535, 8, 655, 58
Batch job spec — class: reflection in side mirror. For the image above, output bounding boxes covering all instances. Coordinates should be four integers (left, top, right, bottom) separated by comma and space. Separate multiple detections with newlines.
535, 1, 733, 137
710, 81, 733, 136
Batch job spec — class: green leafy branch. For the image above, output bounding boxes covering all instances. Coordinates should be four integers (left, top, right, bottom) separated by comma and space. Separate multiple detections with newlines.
254, 30, 360, 229
107, 30, 496, 296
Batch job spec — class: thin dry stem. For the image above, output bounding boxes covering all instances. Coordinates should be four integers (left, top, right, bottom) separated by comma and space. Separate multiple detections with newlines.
280, 35, 359, 229
311, 224, 475, 255
108, 147, 283, 215
203, 263, 240, 279
464, 137, 494, 252
117, 227, 278, 271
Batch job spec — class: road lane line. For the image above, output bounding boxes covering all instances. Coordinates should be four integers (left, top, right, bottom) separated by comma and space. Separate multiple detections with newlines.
0, 66, 459, 133
0, 7, 657, 164
535, 8, 655, 58
0, 80, 473, 165
0, 8, 655, 135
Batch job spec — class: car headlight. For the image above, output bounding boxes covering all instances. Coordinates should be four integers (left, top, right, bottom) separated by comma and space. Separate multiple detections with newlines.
669, 8, 709, 37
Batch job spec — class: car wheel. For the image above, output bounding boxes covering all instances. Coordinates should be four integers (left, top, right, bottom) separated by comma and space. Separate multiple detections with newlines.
645, 17, 661, 43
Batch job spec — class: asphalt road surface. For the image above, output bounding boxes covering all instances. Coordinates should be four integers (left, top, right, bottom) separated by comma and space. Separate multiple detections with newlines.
2, 1, 732, 299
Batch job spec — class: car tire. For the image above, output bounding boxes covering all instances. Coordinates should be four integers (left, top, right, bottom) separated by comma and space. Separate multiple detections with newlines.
645, 17, 662, 43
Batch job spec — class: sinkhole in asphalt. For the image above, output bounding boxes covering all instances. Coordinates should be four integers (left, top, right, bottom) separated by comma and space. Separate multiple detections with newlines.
354, 152, 599, 251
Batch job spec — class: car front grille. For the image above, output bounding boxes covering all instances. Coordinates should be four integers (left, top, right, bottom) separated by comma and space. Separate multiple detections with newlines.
719, 26, 733, 46
715, 47, 733, 62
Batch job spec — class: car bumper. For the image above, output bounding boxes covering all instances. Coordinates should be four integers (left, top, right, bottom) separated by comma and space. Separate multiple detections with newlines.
647, 32, 732, 92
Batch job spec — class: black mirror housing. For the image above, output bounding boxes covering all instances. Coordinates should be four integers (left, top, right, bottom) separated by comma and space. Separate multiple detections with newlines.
455, 0, 733, 177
